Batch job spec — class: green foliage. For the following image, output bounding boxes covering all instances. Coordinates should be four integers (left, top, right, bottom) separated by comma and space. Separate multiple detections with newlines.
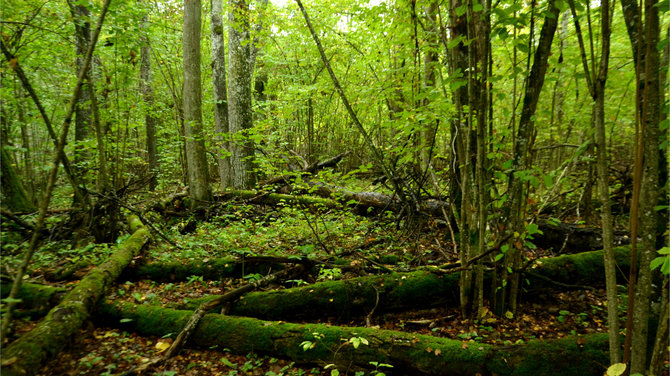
650, 247, 670, 275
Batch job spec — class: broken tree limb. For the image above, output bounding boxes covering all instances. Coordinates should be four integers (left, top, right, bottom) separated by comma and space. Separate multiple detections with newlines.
0, 216, 150, 376
125, 264, 308, 375
260, 151, 351, 186
164, 264, 307, 359
101, 301, 611, 376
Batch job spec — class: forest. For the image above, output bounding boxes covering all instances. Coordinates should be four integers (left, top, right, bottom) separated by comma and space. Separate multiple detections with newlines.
0, 0, 668, 374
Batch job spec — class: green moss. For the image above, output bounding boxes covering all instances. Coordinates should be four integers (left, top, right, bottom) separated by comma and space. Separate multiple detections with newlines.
0, 283, 66, 318
130, 257, 284, 281
1, 217, 150, 376
102, 301, 610, 376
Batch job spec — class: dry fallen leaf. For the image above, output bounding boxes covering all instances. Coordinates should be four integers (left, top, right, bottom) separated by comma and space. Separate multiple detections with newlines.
155, 341, 171, 352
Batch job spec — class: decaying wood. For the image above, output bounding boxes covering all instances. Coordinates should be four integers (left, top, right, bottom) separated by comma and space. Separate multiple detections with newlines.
534, 218, 630, 253
260, 151, 351, 186
126, 264, 308, 375
102, 301, 611, 376
0, 216, 150, 376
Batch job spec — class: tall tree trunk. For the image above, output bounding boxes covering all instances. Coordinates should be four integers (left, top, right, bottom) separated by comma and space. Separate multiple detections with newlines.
592, 0, 619, 363
629, 0, 661, 370
183, 0, 212, 206
500, 0, 560, 314
211, 0, 231, 190
69, 2, 94, 190
421, 1, 438, 172
228, 0, 255, 188
567, 0, 618, 361
140, 14, 159, 191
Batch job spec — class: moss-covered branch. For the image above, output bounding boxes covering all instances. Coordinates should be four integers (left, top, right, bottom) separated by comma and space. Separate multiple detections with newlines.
0, 216, 150, 376
101, 301, 610, 376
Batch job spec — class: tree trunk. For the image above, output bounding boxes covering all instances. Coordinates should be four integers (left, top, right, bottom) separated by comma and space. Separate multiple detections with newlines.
0, 217, 150, 376
499, 0, 560, 314
140, 14, 159, 191
68, 2, 94, 190
0, 146, 36, 212
629, 0, 661, 370
183, 0, 212, 206
228, 0, 255, 188
102, 301, 611, 376
211, 0, 231, 190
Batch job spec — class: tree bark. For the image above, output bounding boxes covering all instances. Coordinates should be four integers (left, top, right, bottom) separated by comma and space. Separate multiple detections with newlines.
212, 0, 231, 190
228, 0, 255, 188
183, 0, 212, 206
629, 0, 661, 370
140, 13, 159, 191
0, 145, 36, 212
68, 1, 94, 191
0, 217, 150, 376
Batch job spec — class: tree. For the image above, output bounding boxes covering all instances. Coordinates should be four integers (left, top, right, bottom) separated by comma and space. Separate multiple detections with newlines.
497, 0, 560, 315
212, 0, 231, 190
567, 0, 618, 362
140, 13, 159, 191
0, 145, 36, 213
619, 0, 662, 370
67, 1, 95, 190
183, 0, 212, 206
228, 0, 255, 189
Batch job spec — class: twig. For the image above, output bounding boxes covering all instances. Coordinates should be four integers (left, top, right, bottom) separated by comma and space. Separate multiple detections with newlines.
365, 286, 380, 327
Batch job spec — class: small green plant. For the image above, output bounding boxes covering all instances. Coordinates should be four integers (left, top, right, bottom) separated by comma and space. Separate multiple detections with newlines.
557, 310, 571, 323
347, 335, 369, 349
318, 267, 342, 280
243, 273, 263, 283
368, 361, 393, 376
300, 332, 325, 351
186, 275, 204, 285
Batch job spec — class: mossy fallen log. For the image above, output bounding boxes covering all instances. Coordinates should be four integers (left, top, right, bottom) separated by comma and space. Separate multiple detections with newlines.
0, 282, 66, 319
101, 301, 610, 376
126, 254, 399, 282
169, 247, 632, 321
535, 219, 630, 253
0, 216, 150, 376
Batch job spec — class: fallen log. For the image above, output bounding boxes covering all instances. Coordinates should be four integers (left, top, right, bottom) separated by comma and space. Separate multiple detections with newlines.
125, 254, 399, 282
101, 301, 610, 376
534, 218, 630, 253
0, 282, 66, 319
0, 246, 637, 333
172, 247, 632, 321
0, 216, 150, 376
260, 151, 351, 186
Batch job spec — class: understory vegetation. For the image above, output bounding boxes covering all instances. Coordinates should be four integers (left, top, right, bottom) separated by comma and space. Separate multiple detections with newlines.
0, 0, 668, 375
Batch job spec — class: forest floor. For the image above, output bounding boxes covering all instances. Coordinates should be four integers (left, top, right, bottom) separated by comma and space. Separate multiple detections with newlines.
1, 197, 627, 376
